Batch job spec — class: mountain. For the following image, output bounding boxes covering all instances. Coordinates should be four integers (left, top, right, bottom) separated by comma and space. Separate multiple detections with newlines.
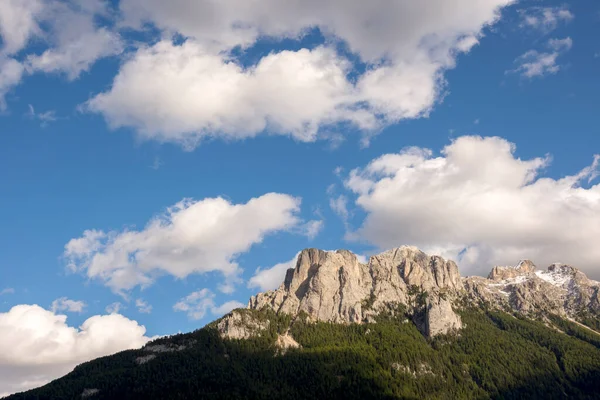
5, 247, 600, 400
247, 247, 599, 337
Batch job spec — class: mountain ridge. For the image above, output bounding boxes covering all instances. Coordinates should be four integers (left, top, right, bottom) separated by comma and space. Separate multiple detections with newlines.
5, 245, 600, 400
242, 246, 599, 339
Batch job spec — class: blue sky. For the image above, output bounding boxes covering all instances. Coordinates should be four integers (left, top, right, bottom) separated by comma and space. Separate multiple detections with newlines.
1, 0, 600, 395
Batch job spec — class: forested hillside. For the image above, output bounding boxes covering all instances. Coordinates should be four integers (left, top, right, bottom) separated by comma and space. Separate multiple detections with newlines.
6, 308, 600, 400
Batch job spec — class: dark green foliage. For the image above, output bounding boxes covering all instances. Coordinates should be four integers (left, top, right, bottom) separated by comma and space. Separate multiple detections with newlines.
6, 309, 600, 400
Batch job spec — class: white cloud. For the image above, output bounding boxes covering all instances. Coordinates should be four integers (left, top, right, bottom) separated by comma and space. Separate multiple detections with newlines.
22, 1, 123, 79
329, 195, 349, 222
105, 302, 123, 314
0, 0, 122, 108
0, 288, 15, 296
135, 299, 152, 314
64, 193, 305, 293
86, 0, 513, 148
510, 37, 572, 79
344, 135, 600, 278
547, 37, 573, 52
173, 289, 244, 320
248, 252, 300, 292
26, 27, 123, 80
86, 43, 369, 147
0, 304, 150, 397
519, 6, 573, 33
0, 0, 44, 55
50, 297, 86, 314
0, 57, 24, 109
301, 220, 324, 240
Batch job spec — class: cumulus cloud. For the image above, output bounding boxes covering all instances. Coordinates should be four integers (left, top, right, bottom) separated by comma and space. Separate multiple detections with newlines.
173, 289, 244, 320
0, 304, 150, 397
64, 193, 306, 293
343, 135, 600, 278
248, 252, 300, 292
0, 0, 44, 55
519, 6, 573, 33
510, 37, 572, 79
50, 297, 86, 314
85, 0, 513, 147
0, 0, 122, 107
24, 1, 123, 79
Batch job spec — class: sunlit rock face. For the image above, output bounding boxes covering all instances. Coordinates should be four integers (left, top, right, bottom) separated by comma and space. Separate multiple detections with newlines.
248, 246, 464, 337
465, 260, 600, 319
246, 246, 600, 337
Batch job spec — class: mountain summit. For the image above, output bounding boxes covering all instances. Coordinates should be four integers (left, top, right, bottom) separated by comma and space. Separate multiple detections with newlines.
248, 247, 463, 337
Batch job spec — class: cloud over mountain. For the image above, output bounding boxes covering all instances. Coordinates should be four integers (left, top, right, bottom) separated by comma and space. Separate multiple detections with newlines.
343, 136, 600, 277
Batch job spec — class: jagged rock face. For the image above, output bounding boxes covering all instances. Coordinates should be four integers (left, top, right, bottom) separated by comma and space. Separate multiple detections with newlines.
425, 297, 463, 337
488, 260, 536, 280
465, 261, 600, 319
249, 246, 463, 336
246, 246, 599, 339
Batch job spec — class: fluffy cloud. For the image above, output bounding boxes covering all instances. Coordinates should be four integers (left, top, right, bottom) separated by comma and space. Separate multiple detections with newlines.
87, 0, 513, 147
344, 135, 600, 278
50, 297, 86, 313
248, 252, 300, 292
0, 0, 122, 106
173, 289, 244, 320
64, 193, 307, 293
519, 6, 573, 32
0, 0, 44, 55
26, 27, 122, 80
24, 1, 123, 79
0, 304, 150, 397
86, 43, 371, 147
510, 37, 572, 79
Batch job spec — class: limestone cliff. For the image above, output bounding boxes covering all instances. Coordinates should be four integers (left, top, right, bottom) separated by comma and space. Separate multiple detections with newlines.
248, 246, 464, 337
243, 246, 600, 338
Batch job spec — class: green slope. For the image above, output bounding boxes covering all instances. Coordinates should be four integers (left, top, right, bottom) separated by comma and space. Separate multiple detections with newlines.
6, 308, 600, 400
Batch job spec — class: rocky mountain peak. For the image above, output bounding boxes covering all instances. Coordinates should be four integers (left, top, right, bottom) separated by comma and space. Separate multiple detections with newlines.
248, 246, 464, 337
488, 259, 536, 281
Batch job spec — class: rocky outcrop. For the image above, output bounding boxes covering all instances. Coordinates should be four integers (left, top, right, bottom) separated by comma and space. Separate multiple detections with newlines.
488, 260, 536, 280
275, 332, 301, 355
217, 310, 270, 340
424, 297, 463, 337
465, 261, 600, 320
249, 246, 463, 337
